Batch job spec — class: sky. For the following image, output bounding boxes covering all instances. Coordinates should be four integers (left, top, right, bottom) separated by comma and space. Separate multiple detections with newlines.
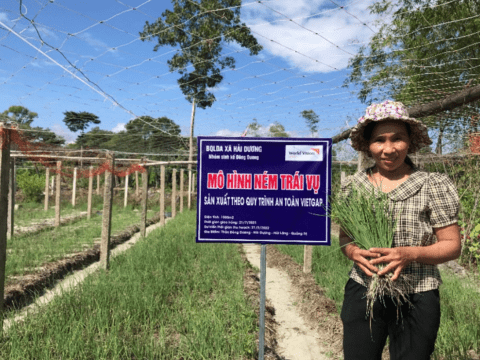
0, 0, 382, 157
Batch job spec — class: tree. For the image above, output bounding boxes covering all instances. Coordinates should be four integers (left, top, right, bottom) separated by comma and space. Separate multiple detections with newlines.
1, 105, 38, 126
139, 0, 263, 173
344, 0, 480, 153
62, 111, 101, 146
300, 110, 320, 137
268, 122, 289, 138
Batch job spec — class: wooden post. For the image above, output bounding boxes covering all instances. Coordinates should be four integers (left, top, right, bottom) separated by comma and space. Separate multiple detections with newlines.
97, 174, 100, 195
0, 124, 12, 328
7, 159, 15, 240
172, 169, 177, 219
124, 173, 129, 208
135, 171, 139, 197
44, 167, 50, 211
180, 169, 184, 213
303, 245, 312, 273
100, 152, 114, 270
55, 161, 61, 227
51, 175, 54, 193
160, 165, 165, 226
87, 166, 93, 220
341, 171, 346, 183
188, 169, 192, 210
193, 173, 196, 194
71, 167, 77, 207
140, 166, 148, 238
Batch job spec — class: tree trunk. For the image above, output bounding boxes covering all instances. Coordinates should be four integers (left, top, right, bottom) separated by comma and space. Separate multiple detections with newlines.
188, 99, 196, 198
435, 125, 444, 155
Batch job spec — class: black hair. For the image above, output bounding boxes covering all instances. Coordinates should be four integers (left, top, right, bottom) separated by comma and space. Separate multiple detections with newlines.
362, 120, 414, 167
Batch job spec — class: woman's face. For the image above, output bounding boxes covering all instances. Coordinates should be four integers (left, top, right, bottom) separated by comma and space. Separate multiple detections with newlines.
368, 121, 411, 173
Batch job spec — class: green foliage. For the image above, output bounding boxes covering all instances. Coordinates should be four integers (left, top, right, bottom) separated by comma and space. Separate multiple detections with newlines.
63, 111, 101, 146
300, 109, 320, 136
1, 105, 37, 126
268, 121, 289, 138
16, 170, 45, 203
139, 0, 262, 109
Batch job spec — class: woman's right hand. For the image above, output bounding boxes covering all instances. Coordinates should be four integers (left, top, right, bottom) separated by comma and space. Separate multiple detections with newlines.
343, 244, 380, 277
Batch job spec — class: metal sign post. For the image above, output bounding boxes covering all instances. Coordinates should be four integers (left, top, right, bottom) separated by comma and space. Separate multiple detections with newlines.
259, 244, 266, 360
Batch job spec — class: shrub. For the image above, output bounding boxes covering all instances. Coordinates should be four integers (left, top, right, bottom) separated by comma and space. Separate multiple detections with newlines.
16, 170, 45, 203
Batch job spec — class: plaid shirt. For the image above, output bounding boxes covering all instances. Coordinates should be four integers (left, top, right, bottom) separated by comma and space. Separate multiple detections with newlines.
340, 166, 459, 293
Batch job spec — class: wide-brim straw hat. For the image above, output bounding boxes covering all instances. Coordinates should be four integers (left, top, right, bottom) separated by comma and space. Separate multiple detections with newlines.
350, 100, 432, 154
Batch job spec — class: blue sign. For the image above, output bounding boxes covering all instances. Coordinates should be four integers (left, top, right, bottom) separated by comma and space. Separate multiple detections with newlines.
196, 137, 332, 245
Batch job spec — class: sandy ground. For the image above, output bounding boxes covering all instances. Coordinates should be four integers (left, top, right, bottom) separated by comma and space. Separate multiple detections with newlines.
244, 244, 330, 360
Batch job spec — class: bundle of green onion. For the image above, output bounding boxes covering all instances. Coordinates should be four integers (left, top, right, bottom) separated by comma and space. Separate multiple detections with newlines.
330, 185, 412, 321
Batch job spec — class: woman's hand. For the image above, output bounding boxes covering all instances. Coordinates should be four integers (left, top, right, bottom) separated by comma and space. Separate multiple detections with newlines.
369, 247, 415, 281
344, 244, 381, 277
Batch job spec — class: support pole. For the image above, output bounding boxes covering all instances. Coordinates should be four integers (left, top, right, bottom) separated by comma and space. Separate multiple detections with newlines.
341, 171, 346, 183
303, 245, 312, 273
71, 167, 77, 207
135, 171, 139, 197
124, 173, 129, 208
188, 169, 192, 210
0, 124, 12, 330
172, 169, 177, 219
160, 165, 165, 226
100, 152, 114, 270
259, 244, 267, 360
87, 166, 93, 220
97, 174, 100, 195
140, 164, 148, 238
55, 161, 61, 227
44, 167, 50, 211
193, 173, 196, 194
7, 159, 15, 240
180, 169, 184, 213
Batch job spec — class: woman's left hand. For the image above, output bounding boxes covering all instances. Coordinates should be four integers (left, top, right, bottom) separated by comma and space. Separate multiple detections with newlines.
368, 247, 415, 281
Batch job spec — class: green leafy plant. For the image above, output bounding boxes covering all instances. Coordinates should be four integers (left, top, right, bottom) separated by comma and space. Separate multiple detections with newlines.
16, 170, 45, 203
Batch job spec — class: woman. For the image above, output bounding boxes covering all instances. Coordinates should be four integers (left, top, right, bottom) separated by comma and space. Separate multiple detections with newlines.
339, 100, 461, 360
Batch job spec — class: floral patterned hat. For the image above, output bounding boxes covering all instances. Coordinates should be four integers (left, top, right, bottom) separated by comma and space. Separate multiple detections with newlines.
350, 100, 432, 154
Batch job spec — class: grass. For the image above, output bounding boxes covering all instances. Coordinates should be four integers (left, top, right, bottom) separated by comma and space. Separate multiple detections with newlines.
275, 236, 480, 360
1, 210, 257, 360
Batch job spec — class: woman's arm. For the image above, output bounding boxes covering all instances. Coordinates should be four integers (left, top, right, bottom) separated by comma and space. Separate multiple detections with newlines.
339, 228, 381, 277
369, 223, 461, 281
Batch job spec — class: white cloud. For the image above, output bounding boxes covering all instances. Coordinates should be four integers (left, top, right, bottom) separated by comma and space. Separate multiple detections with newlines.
242, 0, 379, 73
112, 123, 126, 133
213, 129, 244, 137
51, 124, 77, 144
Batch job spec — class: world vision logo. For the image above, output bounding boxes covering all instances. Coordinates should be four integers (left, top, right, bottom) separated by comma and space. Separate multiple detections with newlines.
311, 148, 321, 155
285, 145, 323, 161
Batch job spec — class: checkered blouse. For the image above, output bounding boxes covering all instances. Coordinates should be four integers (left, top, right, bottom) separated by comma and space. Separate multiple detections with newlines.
340, 166, 460, 293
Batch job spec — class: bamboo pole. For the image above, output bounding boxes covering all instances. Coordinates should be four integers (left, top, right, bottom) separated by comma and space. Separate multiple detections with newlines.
172, 169, 177, 219
141, 166, 148, 238
0, 124, 12, 330
180, 169, 184, 213
54, 161, 61, 227
44, 167, 50, 211
71, 167, 77, 207
160, 165, 165, 226
303, 245, 312, 273
97, 174, 100, 195
188, 169, 192, 210
100, 152, 114, 270
135, 171, 139, 197
7, 159, 15, 240
87, 166, 93, 220
124, 173, 129, 208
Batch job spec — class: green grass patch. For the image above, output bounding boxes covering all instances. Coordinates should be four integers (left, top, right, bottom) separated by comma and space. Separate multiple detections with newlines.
275, 236, 480, 359
2, 210, 257, 360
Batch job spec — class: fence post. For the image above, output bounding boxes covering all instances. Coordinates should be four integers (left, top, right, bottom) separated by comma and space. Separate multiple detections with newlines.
341, 171, 345, 183
7, 159, 15, 240
180, 169, 184, 213
87, 166, 93, 220
188, 169, 192, 210
141, 162, 148, 238
124, 173, 129, 208
100, 152, 114, 270
193, 173, 196, 194
44, 167, 50, 211
303, 245, 312, 273
172, 168, 177, 219
97, 174, 100, 195
71, 167, 77, 207
51, 175, 54, 193
55, 161, 62, 227
135, 171, 139, 197
160, 165, 165, 226
0, 124, 12, 329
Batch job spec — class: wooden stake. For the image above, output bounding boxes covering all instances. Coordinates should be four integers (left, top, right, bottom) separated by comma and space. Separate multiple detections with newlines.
71, 167, 77, 207
44, 167, 50, 211
303, 245, 312, 273
140, 165, 148, 238
7, 159, 15, 240
188, 169, 192, 210
100, 152, 114, 270
0, 125, 12, 329
192, 173, 196, 194
97, 174, 100, 195
340, 171, 345, 183
180, 169, 184, 213
87, 166, 93, 220
55, 161, 61, 227
172, 169, 177, 219
135, 171, 139, 197
124, 173, 129, 208
160, 165, 165, 226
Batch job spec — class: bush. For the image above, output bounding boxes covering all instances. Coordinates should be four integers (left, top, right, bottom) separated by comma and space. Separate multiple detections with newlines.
16, 170, 45, 203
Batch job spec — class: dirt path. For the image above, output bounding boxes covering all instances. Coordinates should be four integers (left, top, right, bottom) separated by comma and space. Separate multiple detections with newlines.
243, 244, 343, 360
